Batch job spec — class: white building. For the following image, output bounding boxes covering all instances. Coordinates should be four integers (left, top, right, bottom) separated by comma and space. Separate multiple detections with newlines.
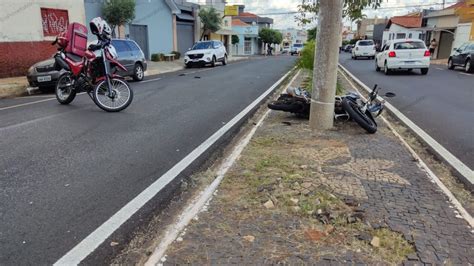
280, 28, 308, 49
382, 15, 424, 45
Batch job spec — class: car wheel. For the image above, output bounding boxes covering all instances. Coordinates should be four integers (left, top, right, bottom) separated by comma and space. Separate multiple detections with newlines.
420, 68, 429, 75
185, 63, 191, 69
384, 62, 391, 75
375, 60, 380, 72
211, 56, 216, 67
465, 59, 473, 73
132, 63, 144, 81
222, 55, 228, 66
447, 58, 455, 70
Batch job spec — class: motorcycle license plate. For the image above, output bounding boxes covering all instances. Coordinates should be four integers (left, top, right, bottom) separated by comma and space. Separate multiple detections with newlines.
37, 75, 52, 82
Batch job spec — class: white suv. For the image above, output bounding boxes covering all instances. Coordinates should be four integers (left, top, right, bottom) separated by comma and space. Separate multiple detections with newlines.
352, 40, 376, 59
375, 39, 430, 75
184, 40, 227, 68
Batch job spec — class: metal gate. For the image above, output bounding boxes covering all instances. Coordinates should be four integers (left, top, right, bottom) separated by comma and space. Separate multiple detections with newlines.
129, 24, 149, 59
177, 22, 194, 55
438, 31, 455, 59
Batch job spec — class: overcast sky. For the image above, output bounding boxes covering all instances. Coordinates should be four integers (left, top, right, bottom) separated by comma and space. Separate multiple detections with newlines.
221, 0, 460, 30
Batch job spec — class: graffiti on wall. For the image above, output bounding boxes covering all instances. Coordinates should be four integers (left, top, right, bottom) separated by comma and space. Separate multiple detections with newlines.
41, 8, 69, 36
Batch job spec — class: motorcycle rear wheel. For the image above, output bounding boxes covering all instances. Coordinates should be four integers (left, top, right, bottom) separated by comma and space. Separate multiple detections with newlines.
268, 99, 306, 114
55, 74, 77, 105
341, 98, 377, 134
93, 78, 133, 112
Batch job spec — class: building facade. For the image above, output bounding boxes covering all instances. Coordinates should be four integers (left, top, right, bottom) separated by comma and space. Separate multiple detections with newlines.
280, 28, 308, 49
232, 19, 259, 55
0, 0, 86, 78
85, 0, 180, 59
382, 15, 424, 45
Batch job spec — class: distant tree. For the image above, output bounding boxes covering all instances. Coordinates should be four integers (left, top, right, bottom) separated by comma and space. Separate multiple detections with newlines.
232, 35, 240, 45
259, 28, 283, 44
307, 27, 317, 41
199, 7, 222, 41
102, 0, 136, 38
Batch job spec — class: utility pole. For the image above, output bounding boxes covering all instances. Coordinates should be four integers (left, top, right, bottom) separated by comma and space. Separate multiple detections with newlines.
309, 0, 344, 130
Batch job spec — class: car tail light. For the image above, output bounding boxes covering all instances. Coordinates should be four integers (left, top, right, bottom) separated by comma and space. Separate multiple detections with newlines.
388, 51, 396, 57
424, 50, 430, 57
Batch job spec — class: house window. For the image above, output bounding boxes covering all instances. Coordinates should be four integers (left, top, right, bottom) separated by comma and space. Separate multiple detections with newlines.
41, 8, 69, 36
408, 33, 412, 38
396, 33, 406, 39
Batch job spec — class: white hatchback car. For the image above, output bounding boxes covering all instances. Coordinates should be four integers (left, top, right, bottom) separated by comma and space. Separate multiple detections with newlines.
352, 40, 376, 59
184, 40, 227, 68
375, 39, 430, 75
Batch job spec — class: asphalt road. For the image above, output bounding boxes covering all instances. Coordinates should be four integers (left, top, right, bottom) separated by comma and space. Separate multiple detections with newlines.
0, 56, 296, 264
339, 52, 474, 169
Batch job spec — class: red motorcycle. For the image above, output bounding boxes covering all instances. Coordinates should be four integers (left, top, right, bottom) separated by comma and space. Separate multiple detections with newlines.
52, 18, 133, 112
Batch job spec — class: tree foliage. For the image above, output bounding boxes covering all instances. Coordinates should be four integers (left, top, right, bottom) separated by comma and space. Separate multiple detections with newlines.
307, 27, 317, 41
199, 7, 222, 40
259, 28, 283, 44
231, 35, 240, 45
296, 0, 384, 24
102, 0, 136, 37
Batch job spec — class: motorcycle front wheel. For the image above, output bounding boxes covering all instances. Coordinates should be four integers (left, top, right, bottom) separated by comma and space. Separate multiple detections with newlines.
341, 98, 377, 134
93, 78, 133, 112
55, 73, 76, 105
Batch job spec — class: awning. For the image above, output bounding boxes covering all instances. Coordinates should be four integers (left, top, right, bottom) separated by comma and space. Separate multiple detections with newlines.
215, 29, 238, 35
176, 13, 194, 21
410, 26, 456, 33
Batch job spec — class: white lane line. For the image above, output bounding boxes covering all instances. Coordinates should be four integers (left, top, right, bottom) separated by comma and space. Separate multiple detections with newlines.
338, 67, 473, 228
140, 77, 162, 83
436, 67, 445, 71
0, 92, 86, 112
54, 68, 295, 266
144, 69, 301, 266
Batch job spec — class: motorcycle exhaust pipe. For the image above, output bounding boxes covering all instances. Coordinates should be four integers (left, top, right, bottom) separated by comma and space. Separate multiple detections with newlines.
54, 54, 70, 71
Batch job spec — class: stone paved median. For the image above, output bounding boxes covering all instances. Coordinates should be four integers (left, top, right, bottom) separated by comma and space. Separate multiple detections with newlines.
160, 72, 474, 265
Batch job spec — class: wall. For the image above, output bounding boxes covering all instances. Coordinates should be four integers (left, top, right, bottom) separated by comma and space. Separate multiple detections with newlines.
0, 0, 85, 78
453, 23, 473, 50
84, 0, 174, 56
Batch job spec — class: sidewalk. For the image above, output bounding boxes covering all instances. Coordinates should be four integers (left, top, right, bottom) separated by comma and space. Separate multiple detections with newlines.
159, 71, 473, 264
0, 56, 249, 99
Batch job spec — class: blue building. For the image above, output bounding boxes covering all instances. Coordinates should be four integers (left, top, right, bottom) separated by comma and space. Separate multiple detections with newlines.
84, 0, 181, 59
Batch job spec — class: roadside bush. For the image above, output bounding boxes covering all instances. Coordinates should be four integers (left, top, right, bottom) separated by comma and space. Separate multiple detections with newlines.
298, 40, 315, 70
171, 51, 181, 60
151, 53, 165, 62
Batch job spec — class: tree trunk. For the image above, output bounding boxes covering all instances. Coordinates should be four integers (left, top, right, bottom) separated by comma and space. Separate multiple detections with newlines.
309, 0, 343, 130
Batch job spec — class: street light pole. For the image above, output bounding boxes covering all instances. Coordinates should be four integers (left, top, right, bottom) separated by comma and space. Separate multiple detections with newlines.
309, 0, 343, 130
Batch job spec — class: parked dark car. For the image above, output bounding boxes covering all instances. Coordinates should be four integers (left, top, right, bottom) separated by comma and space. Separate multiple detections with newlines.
27, 39, 147, 92
448, 41, 474, 73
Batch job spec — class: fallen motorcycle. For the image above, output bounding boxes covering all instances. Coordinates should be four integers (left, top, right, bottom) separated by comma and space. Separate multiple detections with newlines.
267, 85, 395, 134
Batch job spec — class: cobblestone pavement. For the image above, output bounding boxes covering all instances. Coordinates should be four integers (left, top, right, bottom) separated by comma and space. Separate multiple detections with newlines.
161, 73, 474, 265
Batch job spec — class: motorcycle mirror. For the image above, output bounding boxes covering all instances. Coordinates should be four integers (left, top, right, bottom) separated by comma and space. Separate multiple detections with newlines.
384, 92, 396, 97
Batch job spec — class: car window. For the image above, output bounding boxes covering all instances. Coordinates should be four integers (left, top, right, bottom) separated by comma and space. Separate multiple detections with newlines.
112, 40, 131, 53
467, 43, 474, 52
357, 40, 374, 46
458, 43, 469, 51
192, 42, 213, 50
394, 41, 425, 50
384, 44, 391, 51
126, 41, 140, 52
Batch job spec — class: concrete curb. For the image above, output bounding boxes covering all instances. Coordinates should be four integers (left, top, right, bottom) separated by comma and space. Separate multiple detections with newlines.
338, 63, 474, 189
0, 83, 28, 99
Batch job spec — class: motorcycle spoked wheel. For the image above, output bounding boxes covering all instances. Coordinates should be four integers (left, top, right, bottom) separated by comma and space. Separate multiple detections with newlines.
93, 78, 133, 112
55, 74, 77, 105
341, 98, 377, 134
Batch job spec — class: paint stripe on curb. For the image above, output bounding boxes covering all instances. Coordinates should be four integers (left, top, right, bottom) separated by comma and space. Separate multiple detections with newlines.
338, 63, 474, 188
54, 68, 295, 265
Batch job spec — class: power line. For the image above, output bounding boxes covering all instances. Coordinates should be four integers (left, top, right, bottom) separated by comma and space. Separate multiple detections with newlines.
252, 1, 459, 16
